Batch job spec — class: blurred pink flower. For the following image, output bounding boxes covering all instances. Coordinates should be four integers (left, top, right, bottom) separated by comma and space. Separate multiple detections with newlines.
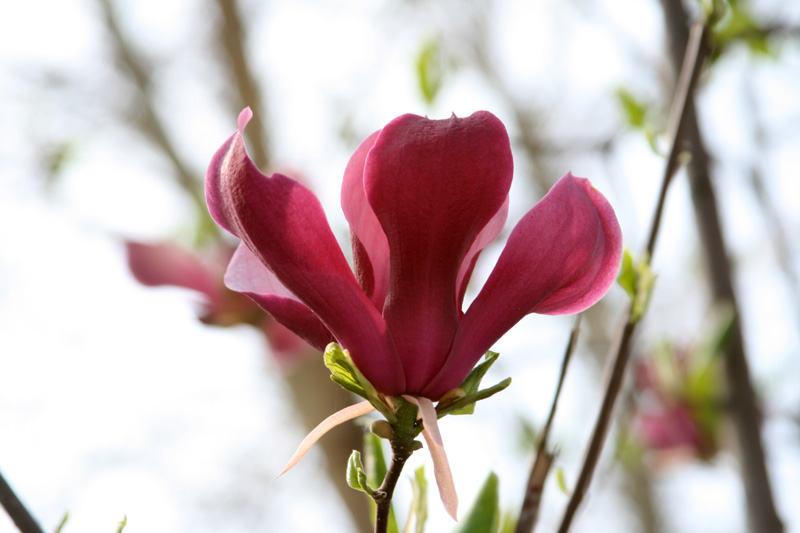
125, 240, 310, 365
206, 108, 622, 400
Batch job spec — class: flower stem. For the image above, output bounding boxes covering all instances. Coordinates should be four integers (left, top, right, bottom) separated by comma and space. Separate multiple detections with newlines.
373, 440, 414, 533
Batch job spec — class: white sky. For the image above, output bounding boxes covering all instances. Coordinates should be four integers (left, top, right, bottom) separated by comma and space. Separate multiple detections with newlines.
1, 0, 800, 532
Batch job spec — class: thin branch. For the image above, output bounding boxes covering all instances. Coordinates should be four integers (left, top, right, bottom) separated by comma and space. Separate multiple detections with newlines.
0, 470, 44, 533
659, 1, 785, 530
556, 21, 709, 533
515, 315, 582, 533
96, 0, 208, 217
211, 0, 270, 170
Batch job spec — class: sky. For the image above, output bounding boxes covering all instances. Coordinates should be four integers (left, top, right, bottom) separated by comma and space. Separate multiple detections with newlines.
1, 0, 800, 532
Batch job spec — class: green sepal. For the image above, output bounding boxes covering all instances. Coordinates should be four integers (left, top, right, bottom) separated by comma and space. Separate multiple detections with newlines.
617, 249, 656, 324
324, 343, 369, 399
437, 377, 512, 418
346, 450, 376, 497
439, 351, 502, 416
452, 472, 500, 533
407, 466, 429, 533
324, 343, 398, 423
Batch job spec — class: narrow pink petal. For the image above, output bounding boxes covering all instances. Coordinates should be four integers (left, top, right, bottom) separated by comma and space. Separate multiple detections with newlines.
366, 112, 513, 393
422, 173, 622, 398
277, 401, 376, 478
206, 110, 405, 394
402, 395, 458, 521
225, 243, 334, 351
341, 130, 390, 309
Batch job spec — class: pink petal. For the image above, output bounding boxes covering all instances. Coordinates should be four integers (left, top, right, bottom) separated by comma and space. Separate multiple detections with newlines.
365, 112, 513, 393
277, 401, 376, 478
225, 243, 334, 351
341, 130, 390, 310
125, 240, 220, 306
206, 110, 405, 395
423, 173, 622, 398
402, 395, 458, 521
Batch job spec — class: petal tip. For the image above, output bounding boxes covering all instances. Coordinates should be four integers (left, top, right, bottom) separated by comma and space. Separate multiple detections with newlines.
238, 107, 253, 134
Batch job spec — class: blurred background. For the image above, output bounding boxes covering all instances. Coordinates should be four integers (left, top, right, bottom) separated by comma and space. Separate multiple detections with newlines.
1, 0, 799, 531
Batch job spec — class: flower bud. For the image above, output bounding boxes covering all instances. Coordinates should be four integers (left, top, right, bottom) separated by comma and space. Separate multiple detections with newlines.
370, 419, 394, 440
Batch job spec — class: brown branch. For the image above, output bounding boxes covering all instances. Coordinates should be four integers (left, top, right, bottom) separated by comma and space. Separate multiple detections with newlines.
556, 21, 709, 533
96, 0, 208, 218
0, 470, 44, 533
659, 1, 784, 531
515, 315, 581, 533
211, 0, 270, 170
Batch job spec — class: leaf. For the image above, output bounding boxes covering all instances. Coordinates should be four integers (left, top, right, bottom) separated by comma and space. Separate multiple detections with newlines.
347, 451, 376, 497
55, 511, 69, 533
437, 378, 512, 418
416, 37, 444, 105
452, 472, 500, 533
556, 467, 571, 496
116, 515, 128, 533
616, 250, 656, 323
324, 343, 368, 399
405, 466, 429, 533
446, 351, 500, 415
615, 88, 648, 129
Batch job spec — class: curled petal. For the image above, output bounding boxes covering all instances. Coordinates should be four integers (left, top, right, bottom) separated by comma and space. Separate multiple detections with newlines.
206, 109, 405, 394
366, 112, 513, 393
277, 401, 376, 478
225, 243, 334, 351
341, 130, 390, 309
423, 173, 622, 398
125, 241, 220, 303
403, 395, 458, 521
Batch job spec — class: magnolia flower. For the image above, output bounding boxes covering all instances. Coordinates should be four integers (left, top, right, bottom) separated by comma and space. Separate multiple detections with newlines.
206, 108, 622, 518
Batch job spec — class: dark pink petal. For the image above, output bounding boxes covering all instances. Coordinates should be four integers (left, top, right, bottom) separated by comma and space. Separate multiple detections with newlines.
364, 112, 513, 393
125, 241, 220, 305
422, 173, 622, 398
225, 243, 334, 351
341, 130, 390, 310
206, 109, 405, 394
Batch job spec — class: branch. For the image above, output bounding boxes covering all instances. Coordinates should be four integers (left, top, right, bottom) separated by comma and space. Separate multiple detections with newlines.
0, 470, 44, 533
659, 1, 784, 530
556, 20, 709, 533
515, 315, 581, 533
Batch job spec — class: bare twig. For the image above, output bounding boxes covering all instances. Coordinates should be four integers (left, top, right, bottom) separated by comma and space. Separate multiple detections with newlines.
211, 0, 270, 170
515, 315, 581, 533
556, 21, 709, 533
659, 1, 784, 530
0, 470, 44, 533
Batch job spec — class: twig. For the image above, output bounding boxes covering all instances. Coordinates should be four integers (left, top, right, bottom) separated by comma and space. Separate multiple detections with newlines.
556, 21, 709, 533
96, 0, 208, 218
515, 315, 581, 533
659, 1, 785, 530
0, 470, 44, 533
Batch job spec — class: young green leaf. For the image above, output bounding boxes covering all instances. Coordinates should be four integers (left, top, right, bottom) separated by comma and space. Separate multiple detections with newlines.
324, 343, 368, 399
452, 472, 500, 533
346, 450, 376, 497
405, 466, 429, 533
556, 467, 571, 496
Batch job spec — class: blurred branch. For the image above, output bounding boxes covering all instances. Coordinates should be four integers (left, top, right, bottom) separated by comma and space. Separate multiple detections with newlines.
557, 20, 709, 533
515, 315, 581, 533
0, 469, 44, 533
659, 1, 784, 531
211, 0, 270, 170
96, 0, 209, 221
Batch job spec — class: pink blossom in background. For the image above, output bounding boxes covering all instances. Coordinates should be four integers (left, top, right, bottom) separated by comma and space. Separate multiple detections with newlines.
125, 240, 310, 366
206, 108, 622, 400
